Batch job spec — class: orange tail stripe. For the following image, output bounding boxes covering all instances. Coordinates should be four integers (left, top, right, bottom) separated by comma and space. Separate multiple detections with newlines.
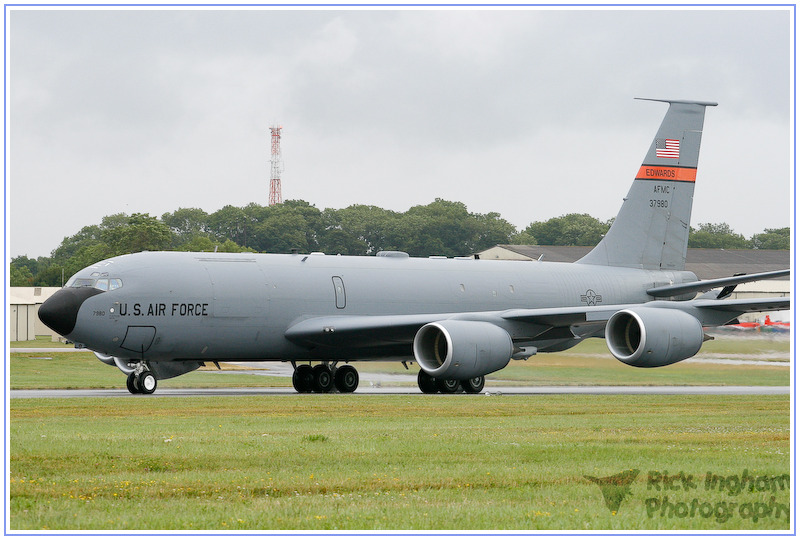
636, 166, 697, 182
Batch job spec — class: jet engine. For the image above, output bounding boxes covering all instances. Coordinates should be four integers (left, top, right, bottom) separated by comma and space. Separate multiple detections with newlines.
605, 307, 704, 368
413, 320, 513, 380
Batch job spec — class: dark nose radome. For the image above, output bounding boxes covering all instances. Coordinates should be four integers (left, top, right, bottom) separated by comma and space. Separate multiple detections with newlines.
38, 287, 104, 337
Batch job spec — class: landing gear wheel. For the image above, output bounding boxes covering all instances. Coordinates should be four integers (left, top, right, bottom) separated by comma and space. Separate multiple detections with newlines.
460, 376, 485, 393
334, 365, 359, 393
126, 372, 140, 394
417, 371, 439, 394
436, 378, 461, 394
312, 364, 334, 393
138, 371, 157, 395
292, 364, 314, 393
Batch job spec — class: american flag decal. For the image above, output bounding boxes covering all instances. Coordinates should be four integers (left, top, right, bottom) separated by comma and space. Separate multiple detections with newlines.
656, 138, 680, 159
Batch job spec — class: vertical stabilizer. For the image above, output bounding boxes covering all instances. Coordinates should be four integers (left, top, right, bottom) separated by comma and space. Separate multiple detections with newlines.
577, 99, 717, 270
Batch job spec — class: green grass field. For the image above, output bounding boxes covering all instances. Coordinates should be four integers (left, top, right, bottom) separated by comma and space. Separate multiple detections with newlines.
10, 394, 790, 530
8, 334, 792, 531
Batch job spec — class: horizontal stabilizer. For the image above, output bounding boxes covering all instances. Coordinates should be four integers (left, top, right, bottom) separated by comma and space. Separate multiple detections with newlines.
647, 269, 789, 298
693, 296, 790, 314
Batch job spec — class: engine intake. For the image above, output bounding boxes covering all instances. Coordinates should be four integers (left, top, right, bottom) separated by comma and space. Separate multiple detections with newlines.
413, 320, 513, 380
605, 307, 704, 368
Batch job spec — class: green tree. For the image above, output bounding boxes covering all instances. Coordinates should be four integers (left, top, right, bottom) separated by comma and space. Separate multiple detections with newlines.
244, 201, 323, 253
161, 207, 210, 248
319, 225, 370, 256
208, 205, 247, 246
523, 214, 611, 246
218, 239, 256, 253
473, 212, 517, 252
10, 264, 33, 287
400, 199, 479, 257
50, 224, 104, 263
688, 223, 749, 249
103, 213, 173, 255
34, 266, 67, 287
509, 231, 537, 245
10, 256, 65, 287
321, 205, 400, 255
178, 235, 216, 252
11, 255, 39, 276
62, 243, 112, 279
252, 211, 313, 253
751, 227, 790, 250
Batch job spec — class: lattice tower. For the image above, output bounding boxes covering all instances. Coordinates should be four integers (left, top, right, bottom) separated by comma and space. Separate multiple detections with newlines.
269, 125, 283, 206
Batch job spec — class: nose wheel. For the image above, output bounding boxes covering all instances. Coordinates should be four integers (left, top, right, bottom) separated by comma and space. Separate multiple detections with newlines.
126, 369, 157, 395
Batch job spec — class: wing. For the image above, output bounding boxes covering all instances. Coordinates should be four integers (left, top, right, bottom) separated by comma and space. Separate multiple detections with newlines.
285, 296, 790, 351
503, 297, 791, 328
285, 312, 465, 348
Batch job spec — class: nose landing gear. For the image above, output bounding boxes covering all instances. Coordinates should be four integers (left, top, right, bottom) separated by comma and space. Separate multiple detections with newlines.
125, 366, 157, 395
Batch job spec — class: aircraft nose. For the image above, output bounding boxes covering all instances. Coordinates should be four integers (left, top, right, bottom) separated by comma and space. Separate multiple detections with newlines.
38, 287, 105, 337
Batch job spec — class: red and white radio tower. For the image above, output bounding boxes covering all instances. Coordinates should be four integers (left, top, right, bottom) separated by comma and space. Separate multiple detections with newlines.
268, 125, 283, 206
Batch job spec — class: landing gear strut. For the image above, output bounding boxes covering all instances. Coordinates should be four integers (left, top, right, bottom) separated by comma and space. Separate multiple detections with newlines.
292, 363, 359, 393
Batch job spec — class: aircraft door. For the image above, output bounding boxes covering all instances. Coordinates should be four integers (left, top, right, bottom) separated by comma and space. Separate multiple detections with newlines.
332, 276, 346, 309
120, 325, 156, 353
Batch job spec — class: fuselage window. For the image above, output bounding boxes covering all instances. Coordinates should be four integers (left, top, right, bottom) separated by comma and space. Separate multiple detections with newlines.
109, 278, 123, 290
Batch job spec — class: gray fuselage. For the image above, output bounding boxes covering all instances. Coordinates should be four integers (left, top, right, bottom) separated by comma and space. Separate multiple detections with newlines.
66, 251, 696, 363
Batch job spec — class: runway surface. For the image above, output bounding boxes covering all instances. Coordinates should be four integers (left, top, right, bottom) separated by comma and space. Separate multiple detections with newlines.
10, 348, 790, 398
10, 385, 790, 398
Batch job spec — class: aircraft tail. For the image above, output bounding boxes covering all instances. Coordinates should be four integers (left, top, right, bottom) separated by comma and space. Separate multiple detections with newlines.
577, 98, 717, 271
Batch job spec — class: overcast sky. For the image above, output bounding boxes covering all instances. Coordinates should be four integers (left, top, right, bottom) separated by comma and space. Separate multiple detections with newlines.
7, 7, 793, 259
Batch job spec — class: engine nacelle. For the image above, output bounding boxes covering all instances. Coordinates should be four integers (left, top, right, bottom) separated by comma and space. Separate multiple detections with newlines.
605, 307, 704, 368
413, 320, 513, 380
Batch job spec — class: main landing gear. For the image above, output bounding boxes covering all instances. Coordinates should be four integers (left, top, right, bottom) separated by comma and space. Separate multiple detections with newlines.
126, 367, 157, 395
292, 363, 359, 393
417, 371, 485, 394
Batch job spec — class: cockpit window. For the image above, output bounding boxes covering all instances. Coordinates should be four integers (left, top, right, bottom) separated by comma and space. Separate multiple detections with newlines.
66, 277, 123, 290
69, 278, 97, 288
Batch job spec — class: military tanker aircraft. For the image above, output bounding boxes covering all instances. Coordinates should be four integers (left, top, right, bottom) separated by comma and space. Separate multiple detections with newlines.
38, 99, 790, 395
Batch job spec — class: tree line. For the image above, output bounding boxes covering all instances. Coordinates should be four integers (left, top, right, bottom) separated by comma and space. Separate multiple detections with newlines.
10, 198, 789, 287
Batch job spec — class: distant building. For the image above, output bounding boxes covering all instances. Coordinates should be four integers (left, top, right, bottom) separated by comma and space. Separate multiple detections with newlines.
9, 287, 62, 341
